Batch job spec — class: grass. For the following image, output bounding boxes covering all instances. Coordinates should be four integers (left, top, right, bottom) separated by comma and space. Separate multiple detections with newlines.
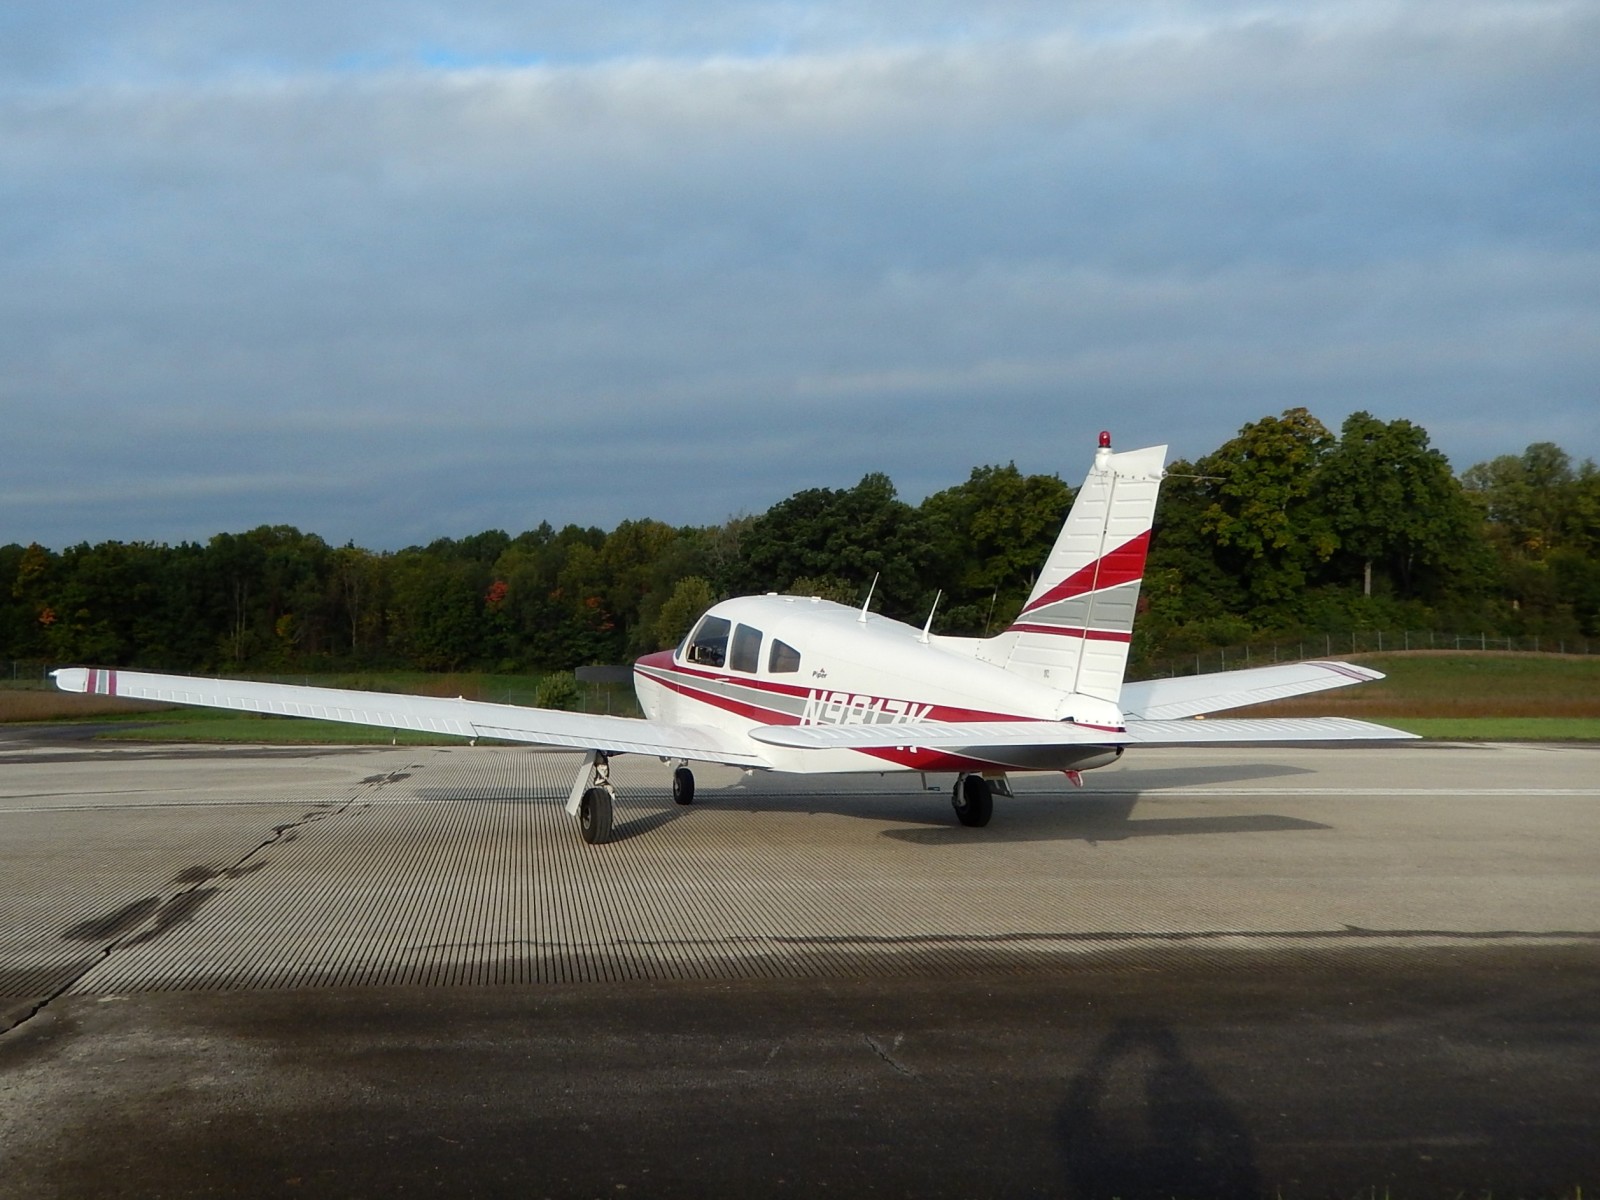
4, 652, 1597, 744
1380, 717, 1600, 741
1234, 652, 1600, 741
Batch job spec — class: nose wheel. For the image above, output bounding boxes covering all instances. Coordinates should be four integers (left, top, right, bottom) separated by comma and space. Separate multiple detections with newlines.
566, 750, 618, 844
578, 786, 613, 844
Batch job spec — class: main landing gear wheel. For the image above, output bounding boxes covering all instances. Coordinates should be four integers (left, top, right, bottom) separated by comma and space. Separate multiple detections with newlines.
952, 774, 993, 828
579, 786, 614, 844
672, 766, 696, 806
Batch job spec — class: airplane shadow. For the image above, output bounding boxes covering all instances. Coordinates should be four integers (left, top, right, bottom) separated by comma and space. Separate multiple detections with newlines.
1056, 1020, 1261, 1199
610, 804, 688, 842
400, 767, 1330, 848
1094, 761, 1316, 790
880, 798, 1331, 847
406, 785, 689, 844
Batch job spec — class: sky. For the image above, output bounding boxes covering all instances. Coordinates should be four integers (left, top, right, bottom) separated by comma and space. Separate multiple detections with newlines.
3, 1, 1597, 550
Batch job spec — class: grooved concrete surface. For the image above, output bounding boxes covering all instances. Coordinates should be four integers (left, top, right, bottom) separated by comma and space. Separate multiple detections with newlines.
2, 740, 1597, 1016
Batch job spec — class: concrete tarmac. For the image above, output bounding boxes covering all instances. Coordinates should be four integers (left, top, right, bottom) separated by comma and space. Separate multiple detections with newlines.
1, 733, 1596, 1197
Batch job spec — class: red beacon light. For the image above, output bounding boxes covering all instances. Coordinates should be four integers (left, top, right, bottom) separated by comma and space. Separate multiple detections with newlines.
1098, 430, 1112, 449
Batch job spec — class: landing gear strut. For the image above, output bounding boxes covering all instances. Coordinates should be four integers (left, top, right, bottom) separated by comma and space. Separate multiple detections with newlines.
951, 773, 994, 828
566, 750, 617, 844
672, 764, 696, 805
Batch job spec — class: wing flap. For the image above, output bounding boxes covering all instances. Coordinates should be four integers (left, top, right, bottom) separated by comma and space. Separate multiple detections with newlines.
1119, 661, 1385, 719
52, 667, 769, 767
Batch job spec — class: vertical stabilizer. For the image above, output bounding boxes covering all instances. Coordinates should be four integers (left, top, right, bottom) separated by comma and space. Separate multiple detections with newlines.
977, 435, 1167, 701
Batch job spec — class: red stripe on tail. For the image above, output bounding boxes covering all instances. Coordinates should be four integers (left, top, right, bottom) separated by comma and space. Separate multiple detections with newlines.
1018, 530, 1151, 616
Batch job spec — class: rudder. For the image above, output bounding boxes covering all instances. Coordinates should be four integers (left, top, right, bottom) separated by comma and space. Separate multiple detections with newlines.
977, 435, 1167, 701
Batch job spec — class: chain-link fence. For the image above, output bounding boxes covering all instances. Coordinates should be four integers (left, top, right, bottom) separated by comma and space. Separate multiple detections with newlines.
2, 660, 54, 684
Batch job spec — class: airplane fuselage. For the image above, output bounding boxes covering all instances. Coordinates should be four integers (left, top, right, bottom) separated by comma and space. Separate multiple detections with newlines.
633, 593, 1127, 775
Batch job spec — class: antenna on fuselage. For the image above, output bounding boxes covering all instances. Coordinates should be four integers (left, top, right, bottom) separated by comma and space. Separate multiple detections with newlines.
858, 573, 879, 624
919, 590, 943, 644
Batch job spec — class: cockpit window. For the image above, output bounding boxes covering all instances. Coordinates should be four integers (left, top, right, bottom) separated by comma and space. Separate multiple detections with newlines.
729, 624, 763, 673
684, 615, 730, 667
768, 640, 802, 674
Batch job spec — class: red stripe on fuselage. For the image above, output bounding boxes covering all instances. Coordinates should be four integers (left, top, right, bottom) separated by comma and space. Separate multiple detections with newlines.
632, 655, 1035, 726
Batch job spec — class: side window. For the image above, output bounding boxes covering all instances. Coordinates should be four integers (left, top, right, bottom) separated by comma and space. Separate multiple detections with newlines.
768, 640, 802, 674
729, 624, 763, 674
684, 615, 730, 667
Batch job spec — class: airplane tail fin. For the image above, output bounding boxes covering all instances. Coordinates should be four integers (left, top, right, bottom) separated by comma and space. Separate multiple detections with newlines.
976, 434, 1167, 702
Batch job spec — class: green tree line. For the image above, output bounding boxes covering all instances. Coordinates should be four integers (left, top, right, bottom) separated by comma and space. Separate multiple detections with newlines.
5, 409, 1598, 675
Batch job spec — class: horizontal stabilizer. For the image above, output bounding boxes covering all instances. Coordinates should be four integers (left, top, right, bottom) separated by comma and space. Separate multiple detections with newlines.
1119, 661, 1386, 720
1122, 717, 1417, 743
52, 667, 768, 767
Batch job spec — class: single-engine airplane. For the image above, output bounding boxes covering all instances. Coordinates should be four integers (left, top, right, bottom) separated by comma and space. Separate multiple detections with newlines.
54, 432, 1414, 843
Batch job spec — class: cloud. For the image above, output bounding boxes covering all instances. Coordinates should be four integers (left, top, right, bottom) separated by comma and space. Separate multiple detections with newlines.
1, 2, 1596, 549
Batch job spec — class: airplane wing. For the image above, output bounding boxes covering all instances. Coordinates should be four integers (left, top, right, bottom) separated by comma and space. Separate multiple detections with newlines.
1118, 660, 1387, 720
751, 714, 1415, 751
51, 668, 771, 768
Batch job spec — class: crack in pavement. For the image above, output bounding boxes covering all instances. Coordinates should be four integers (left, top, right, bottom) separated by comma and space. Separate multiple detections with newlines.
0, 766, 418, 1038
864, 1033, 917, 1078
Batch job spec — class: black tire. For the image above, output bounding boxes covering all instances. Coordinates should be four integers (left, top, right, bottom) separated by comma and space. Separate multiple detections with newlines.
579, 786, 614, 844
952, 775, 993, 828
672, 766, 696, 806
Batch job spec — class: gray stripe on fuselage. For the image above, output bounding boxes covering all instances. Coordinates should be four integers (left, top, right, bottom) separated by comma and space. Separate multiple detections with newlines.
638, 664, 808, 721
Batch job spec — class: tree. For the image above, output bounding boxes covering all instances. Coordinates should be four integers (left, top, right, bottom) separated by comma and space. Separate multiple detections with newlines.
387, 549, 485, 671
918, 464, 1073, 634
1316, 412, 1480, 597
1463, 442, 1599, 636
653, 576, 716, 649
733, 473, 930, 617
4, 543, 56, 660
1197, 408, 1337, 614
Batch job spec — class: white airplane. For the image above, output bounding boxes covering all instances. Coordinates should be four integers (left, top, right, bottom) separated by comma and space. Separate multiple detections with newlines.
54, 432, 1413, 843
